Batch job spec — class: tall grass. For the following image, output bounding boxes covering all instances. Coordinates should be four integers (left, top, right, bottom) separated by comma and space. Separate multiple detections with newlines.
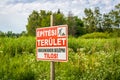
0, 37, 35, 56
0, 37, 120, 80
0, 53, 50, 80
69, 37, 120, 53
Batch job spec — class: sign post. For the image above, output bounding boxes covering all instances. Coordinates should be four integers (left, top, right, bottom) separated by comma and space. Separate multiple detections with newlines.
36, 14, 68, 80
36, 26, 68, 61
50, 14, 55, 80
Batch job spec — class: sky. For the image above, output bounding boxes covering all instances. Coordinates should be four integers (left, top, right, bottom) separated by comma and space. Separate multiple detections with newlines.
0, 0, 120, 33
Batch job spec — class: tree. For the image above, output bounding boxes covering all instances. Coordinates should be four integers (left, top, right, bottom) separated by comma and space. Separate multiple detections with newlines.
67, 11, 75, 36
0, 31, 5, 37
94, 7, 103, 32
53, 10, 66, 26
83, 8, 97, 33
67, 11, 84, 37
111, 3, 120, 28
102, 13, 113, 32
26, 10, 40, 36
6, 31, 13, 37
20, 31, 27, 36
73, 16, 85, 37
40, 10, 51, 27
26, 9, 66, 36
107, 3, 120, 36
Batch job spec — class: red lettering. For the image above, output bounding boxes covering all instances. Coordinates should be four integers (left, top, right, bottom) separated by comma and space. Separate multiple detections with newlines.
44, 53, 58, 59
37, 28, 57, 37
37, 38, 66, 47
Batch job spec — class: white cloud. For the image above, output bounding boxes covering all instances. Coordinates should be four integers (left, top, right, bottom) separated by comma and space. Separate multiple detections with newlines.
0, 0, 120, 33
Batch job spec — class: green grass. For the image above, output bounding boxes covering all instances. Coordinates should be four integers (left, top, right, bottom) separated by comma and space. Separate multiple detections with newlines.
80, 32, 110, 39
0, 37, 120, 80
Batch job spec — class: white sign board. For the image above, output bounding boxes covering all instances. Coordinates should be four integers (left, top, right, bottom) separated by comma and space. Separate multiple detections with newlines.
36, 25, 68, 62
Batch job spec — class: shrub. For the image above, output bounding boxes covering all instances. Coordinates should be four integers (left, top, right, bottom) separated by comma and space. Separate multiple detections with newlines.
1, 37, 35, 56
1, 37, 120, 80
80, 32, 110, 39
0, 53, 50, 80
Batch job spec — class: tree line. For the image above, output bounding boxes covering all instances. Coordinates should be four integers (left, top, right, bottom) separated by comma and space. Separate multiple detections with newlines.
26, 9, 84, 37
26, 3, 120, 37
0, 31, 27, 37
0, 3, 120, 38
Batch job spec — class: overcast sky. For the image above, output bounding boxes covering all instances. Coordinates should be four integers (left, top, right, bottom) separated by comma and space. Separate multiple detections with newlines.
0, 0, 120, 33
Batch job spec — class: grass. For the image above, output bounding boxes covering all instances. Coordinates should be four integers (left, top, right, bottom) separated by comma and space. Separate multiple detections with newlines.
0, 37, 120, 80
80, 32, 110, 39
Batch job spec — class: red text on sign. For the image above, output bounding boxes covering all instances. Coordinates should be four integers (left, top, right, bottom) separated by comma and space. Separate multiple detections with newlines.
44, 53, 58, 59
37, 38, 66, 47
37, 28, 57, 37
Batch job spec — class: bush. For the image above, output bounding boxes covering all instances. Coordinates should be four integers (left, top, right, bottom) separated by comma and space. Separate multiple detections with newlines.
0, 37, 35, 56
109, 29, 120, 38
80, 32, 110, 39
1, 37, 120, 80
0, 53, 50, 80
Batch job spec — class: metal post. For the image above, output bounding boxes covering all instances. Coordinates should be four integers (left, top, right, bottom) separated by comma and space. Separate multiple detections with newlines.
50, 14, 55, 80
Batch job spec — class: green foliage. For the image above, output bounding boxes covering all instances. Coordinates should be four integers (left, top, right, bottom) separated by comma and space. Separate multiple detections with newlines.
53, 11, 66, 26
0, 31, 26, 38
0, 53, 50, 80
83, 8, 97, 33
26, 10, 44, 36
26, 10, 67, 36
1, 37, 120, 80
68, 37, 79, 52
26, 9, 85, 37
26, 3, 120, 37
83, 3, 120, 34
0, 37, 35, 56
56, 38, 120, 80
67, 13, 84, 37
69, 37, 120, 53
80, 32, 110, 39
0, 31, 5, 37
109, 29, 120, 37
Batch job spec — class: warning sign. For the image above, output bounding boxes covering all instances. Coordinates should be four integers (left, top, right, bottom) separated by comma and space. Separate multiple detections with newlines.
36, 25, 68, 62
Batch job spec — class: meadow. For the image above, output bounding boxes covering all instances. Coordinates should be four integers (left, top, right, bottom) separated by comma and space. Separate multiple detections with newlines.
0, 37, 120, 80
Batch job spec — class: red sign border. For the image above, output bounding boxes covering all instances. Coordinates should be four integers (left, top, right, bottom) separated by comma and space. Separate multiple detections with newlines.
36, 25, 68, 62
